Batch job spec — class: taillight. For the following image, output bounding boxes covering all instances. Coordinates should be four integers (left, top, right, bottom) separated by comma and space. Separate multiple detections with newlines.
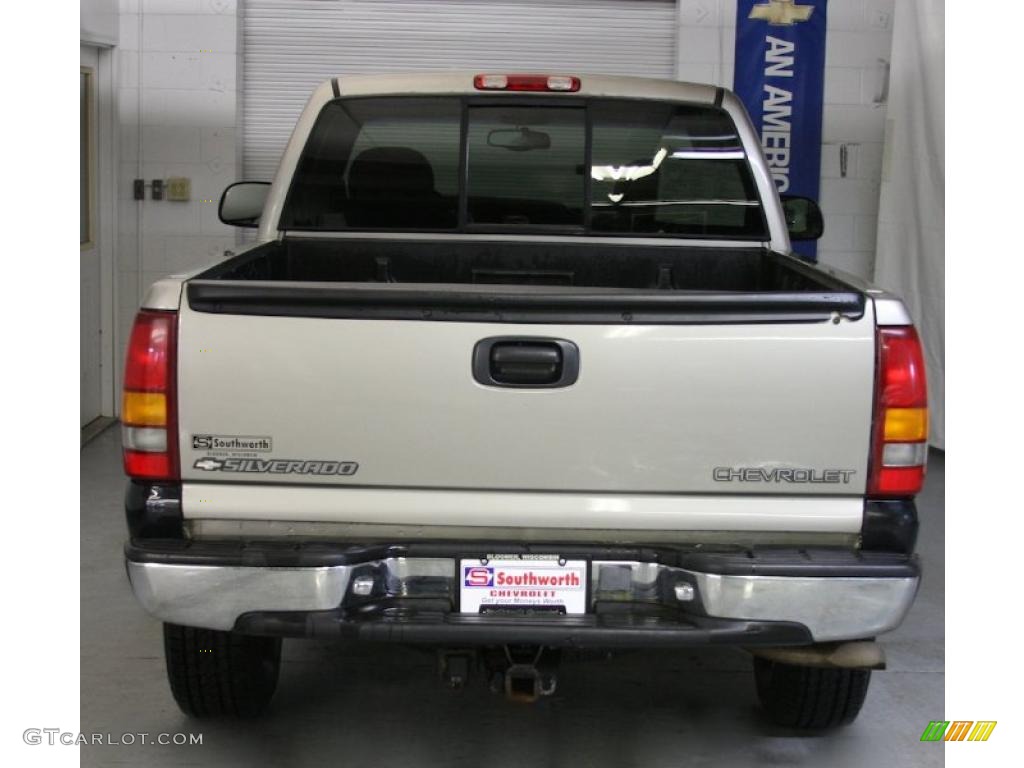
473, 74, 581, 92
868, 326, 928, 496
122, 310, 178, 481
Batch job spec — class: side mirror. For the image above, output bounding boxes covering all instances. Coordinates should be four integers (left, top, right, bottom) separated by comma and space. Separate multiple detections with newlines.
780, 195, 824, 241
218, 181, 271, 227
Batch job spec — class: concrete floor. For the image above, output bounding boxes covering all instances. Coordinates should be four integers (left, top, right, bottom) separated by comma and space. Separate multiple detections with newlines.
82, 425, 943, 767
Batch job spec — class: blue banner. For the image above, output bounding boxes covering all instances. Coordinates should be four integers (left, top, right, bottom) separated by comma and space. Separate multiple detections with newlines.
734, 0, 827, 260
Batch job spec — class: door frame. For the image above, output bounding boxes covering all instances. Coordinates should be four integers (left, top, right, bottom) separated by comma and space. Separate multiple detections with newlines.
81, 40, 118, 418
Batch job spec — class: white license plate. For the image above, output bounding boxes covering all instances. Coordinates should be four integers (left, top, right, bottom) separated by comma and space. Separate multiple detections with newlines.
459, 556, 588, 614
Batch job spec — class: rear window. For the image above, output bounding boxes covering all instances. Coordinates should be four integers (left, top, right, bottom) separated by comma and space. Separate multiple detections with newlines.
467, 105, 585, 228
280, 97, 767, 239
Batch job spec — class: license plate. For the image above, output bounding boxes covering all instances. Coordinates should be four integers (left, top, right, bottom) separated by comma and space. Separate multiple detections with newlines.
459, 556, 588, 614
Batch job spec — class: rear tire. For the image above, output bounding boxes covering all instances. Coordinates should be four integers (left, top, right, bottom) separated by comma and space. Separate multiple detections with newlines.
163, 623, 282, 718
754, 656, 870, 729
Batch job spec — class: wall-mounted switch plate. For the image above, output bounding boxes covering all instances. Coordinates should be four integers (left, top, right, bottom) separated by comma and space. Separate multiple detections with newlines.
133, 179, 145, 200
151, 179, 164, 200
166, 176, 191, 202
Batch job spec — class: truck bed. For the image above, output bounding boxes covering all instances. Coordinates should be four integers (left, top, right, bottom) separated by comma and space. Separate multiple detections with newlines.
189, 238, 864, 324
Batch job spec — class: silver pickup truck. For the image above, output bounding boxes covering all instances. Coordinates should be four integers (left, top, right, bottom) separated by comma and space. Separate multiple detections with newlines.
122, 73, 926, 728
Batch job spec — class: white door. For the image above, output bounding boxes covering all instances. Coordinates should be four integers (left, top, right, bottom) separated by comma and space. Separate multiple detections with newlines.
81, 45, 102, 426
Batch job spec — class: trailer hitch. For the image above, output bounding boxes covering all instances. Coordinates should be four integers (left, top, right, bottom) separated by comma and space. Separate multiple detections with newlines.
489, 646, 559, 703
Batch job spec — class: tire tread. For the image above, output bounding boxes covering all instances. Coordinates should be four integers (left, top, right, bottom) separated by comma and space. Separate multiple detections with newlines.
754, 656, 870, 729
163, 623, 281, 718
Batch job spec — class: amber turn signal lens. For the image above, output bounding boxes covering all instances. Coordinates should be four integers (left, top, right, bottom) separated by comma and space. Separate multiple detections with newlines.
883, 407, 928, 442
122, 391, 167, 427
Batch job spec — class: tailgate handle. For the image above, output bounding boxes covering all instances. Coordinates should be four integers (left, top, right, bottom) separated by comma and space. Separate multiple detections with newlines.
492, 344, 560, 383
473, 337, 580, 388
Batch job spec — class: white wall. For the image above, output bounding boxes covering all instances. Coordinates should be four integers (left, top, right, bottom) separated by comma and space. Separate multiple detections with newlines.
81, 0, 120, 45
873, 0, 944, 447
116, 0, 240, 394
676, 0, 895, 278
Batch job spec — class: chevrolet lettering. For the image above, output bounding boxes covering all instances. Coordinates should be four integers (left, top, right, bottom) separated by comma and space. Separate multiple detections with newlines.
713, 467, 857, 483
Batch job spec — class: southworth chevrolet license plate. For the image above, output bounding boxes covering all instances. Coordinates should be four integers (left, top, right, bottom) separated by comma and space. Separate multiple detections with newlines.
459, 555, 588, 614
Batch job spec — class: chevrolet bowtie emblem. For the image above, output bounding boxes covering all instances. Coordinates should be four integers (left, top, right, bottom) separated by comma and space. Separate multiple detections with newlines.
194, 458, 224, 471
749, 0, 814, 26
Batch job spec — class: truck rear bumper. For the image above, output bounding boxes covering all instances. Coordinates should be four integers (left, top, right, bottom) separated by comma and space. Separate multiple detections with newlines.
125, 542, 919, 645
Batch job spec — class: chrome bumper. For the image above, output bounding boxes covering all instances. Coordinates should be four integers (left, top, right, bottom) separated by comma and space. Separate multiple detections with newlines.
126, 556, 918, 643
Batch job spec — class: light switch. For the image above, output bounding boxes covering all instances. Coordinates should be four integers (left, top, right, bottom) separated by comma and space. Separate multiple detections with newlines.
166, 177, 191, 202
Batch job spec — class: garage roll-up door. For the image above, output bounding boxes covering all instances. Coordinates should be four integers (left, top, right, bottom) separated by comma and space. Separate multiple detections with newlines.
243, 0, 678, 181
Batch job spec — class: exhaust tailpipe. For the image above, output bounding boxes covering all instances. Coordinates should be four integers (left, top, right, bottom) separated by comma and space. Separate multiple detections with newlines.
748, 640, 886, 670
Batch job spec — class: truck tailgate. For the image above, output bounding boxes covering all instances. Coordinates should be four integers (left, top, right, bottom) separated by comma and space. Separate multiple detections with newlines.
176, 301, 875, 496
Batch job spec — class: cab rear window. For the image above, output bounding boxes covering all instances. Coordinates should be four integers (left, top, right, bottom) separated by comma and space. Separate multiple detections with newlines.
280, 97, 768, 239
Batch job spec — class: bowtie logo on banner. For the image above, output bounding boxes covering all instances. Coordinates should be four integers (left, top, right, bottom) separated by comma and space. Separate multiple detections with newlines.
749, 0, 815, 27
